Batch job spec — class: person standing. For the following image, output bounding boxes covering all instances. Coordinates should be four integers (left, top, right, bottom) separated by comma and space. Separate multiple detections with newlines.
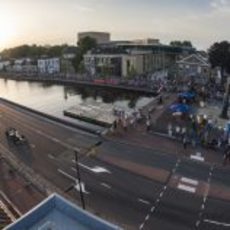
146, 119, 150, 132
183, 135, 188, 150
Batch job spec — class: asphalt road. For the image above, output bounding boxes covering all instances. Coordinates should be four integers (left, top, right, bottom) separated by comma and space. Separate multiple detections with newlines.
0, 101, 230, 230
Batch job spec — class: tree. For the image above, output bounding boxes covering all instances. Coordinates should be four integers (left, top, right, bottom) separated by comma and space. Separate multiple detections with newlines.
208, 41, 230, 85
0, 44, 68, 59
72, 36, 97, 72
170, 40, 193, 48
220, 79, 230, 119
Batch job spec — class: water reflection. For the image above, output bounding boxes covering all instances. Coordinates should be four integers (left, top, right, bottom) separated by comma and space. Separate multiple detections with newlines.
63, 85, 154, 108
0, 78, 154, 130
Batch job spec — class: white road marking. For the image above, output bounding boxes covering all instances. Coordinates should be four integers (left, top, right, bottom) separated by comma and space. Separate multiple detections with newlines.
57, 169, 89, 194
138, 199, 150, 205
190, 155, 204, 162
58, 169, 76, 181
52, 137, 59, 142
145, 215, 150, 221
203, 196, 207, 203
74, 182, 89, 194
204, 219, 230, 227
34, 128, 80, 151
196, 220, 200, 227
30, 144, 36, 149
72, 161, 111, 174
48, 154, 55, 160
180, 177, 199, 186
177, 183, 196, 193
101, 183, 111, 189
139, 223, 144, 229
159, 192, 164, 198
151, 206, 155, 213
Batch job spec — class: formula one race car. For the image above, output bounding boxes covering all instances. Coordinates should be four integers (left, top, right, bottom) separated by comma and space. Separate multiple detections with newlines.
5, 128, 27, 145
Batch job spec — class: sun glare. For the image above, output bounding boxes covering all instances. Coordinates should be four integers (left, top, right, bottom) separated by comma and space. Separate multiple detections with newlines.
0, 11, 17, 49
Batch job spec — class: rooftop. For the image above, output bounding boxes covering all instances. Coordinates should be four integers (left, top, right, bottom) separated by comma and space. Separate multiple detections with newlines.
5, 194, 121, 230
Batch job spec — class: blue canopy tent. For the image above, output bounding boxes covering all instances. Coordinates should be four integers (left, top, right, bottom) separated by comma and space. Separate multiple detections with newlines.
178, 91, 196, 100
169, 103, 190, 114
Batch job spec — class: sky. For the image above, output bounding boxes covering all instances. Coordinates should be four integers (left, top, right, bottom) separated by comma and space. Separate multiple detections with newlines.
0, 0, 230, 51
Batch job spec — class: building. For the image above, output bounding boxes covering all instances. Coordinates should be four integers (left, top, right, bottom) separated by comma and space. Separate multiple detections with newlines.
176, 53, 210, 80
0, 60, 10, 71
5, 193, 122, 230
37, 58, 60, 74
62, 46, 78, 60
61, 47, 78, 74
84, 48, 153, 77
78, 32, 110, 44
84, 39, 195, 77
130, 38, 160, 45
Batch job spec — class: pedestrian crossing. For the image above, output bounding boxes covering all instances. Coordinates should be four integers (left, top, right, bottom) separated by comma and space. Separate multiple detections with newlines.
177, 176, 199, 193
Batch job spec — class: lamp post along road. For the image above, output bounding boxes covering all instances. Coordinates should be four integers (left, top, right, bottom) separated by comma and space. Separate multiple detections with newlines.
74, 150, 86, 210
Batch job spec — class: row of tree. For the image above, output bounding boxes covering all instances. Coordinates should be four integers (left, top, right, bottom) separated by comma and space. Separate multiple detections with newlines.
208, 41, 230, 85
0, 44, 70, 59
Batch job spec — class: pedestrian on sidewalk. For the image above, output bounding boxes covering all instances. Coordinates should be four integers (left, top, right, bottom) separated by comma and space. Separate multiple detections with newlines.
223, 145, 230, 166
146, 119, 151, 132
123, 119, 127, 132
113, 119, 117, 130
182, 135, 188, 150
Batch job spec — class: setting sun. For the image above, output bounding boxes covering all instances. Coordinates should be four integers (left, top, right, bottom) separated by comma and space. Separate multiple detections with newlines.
0, 10, 17, 49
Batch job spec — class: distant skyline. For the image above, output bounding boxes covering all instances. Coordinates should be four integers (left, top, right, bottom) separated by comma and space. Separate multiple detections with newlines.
0, 0, 230, 51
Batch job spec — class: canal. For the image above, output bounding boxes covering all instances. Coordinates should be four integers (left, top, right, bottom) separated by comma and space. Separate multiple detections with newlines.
0, 78, 154, 131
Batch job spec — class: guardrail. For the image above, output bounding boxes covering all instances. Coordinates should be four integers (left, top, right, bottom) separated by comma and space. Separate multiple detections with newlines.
0, 98, 101, 135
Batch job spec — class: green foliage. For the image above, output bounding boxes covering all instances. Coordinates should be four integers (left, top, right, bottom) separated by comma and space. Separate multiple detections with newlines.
72, 36, 97, 72
170, 40, 193, 48
208, 41, 230, 85
0, 44, 68, 59
208, 41, 230, 71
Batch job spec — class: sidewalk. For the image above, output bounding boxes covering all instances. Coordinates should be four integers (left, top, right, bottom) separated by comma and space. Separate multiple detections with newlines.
0, 158, 45, 215
107, 93, 225, 166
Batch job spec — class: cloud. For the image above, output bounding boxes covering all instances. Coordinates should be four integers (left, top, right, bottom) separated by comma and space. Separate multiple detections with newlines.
210, 0, 230, 10
74, 5, 95, 12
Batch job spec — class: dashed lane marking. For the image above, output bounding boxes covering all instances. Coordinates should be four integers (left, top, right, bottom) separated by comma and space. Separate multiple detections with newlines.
101, 183, 112, 189
58, 169, 76, 181
138, 158, 181, 230
195, 165, 214, 229
30, 144, 36, 149
139, 223, 144, 230
203, 219, 230, 227
48, 154, 55, 160
145, 215, 150, 221
138, 199, 150, 205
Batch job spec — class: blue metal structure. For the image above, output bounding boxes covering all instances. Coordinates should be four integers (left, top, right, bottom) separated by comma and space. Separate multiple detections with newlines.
5, 194, 122, 230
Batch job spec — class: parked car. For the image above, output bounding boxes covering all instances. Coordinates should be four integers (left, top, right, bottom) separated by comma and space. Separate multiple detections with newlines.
5, 128, 27, 144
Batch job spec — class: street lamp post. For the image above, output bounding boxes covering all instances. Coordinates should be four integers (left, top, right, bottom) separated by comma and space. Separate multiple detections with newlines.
74, 150, 86, 210
65, 141, 103, 210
